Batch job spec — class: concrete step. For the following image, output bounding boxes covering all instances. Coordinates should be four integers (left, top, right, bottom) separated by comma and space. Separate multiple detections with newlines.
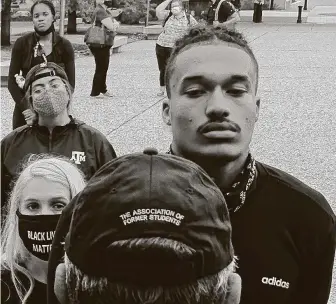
307, 6, 336, 24
238, 10, 308, 22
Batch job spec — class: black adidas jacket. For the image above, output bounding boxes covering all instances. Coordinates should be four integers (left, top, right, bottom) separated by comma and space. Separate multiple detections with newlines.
46, 160, 336, 304
1, 117, 116, 210
228, 162, 336, 304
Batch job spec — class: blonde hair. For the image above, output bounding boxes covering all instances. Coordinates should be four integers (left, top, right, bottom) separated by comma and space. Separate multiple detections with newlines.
1, 154, 86, 303
65, 237, 237, 304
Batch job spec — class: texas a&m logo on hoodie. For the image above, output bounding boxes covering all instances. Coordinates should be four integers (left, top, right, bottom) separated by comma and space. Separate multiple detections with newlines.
70, 151, 86, 165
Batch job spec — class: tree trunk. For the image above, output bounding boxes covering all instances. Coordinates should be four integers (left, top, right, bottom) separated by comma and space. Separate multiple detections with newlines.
67, 10, 77, 34
1, 0, 11, 46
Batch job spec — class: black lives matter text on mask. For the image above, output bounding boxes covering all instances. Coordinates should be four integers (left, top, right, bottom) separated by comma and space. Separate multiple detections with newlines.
27, 230, 55, 253
120, 209, 185, 226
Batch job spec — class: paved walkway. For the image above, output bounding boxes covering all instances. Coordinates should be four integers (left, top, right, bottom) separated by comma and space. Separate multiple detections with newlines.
1, 23, 335, 303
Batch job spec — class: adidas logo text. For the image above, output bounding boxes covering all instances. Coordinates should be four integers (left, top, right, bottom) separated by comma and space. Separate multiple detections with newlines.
261, 277, 290, 289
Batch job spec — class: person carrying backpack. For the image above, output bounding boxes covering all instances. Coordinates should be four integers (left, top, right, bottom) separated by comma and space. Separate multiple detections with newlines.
207, 0, 240, 29
155, 0, 197, 97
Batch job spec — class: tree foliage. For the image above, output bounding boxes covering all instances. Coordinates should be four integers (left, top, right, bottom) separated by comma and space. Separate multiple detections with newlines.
68, 0, 95, 15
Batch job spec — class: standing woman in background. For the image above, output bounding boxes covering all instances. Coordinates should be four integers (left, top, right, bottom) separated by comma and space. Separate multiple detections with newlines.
155, 0, 198, 96
89, 0, 120, 98
8, 0, 75, 129
1, 155, 86, 304
253, 0, 264, 23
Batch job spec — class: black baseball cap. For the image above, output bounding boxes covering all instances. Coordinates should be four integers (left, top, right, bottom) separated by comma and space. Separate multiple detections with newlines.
24, 62, 69, 92
65, 148, 234, 286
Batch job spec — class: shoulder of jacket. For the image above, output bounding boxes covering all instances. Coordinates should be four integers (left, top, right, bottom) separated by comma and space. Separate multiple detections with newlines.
77, 122, 104, 136
54, 34, 71, 46
2, 126, 31, 143
15, 32, 34, 45
257, 161, 335, 220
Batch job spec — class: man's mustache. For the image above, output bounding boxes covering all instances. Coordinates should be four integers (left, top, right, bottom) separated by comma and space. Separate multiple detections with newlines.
198, 120, 241, 133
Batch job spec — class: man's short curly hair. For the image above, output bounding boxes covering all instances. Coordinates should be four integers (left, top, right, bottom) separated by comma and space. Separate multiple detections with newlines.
165, 25, 259, 98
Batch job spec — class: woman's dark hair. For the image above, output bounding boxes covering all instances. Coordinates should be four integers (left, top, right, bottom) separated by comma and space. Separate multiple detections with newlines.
30, 0, 56, 17
165, 25, 259, 98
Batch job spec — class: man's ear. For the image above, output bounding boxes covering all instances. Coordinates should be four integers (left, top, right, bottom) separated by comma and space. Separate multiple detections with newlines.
54, 263, 68, 304
224, 273, 242, 304
162, 99, 172, 126
255, 97, 261, 122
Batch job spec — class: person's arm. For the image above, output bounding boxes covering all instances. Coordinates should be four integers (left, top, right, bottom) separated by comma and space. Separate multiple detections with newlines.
189, 14, 198, 27
223, 11, 240, 24
290, 203, 336, 304
156, 0, 171, 20
1, 137, 13, 213
61, 39, 75, 91
101, 17, 120, 32
7, 38, 28, 112
97, 135, 117, 169
95, 6, 119, 32
298, 220, 336, 304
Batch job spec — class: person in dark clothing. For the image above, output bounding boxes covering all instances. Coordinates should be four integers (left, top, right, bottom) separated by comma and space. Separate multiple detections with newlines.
207, 0, 240, 29
253, 0, 263, 23
8, 0, 75, 130
89, 0, 120, 98
49, 150, 241, 304
1, 155, 86, 304
1, 63, 117, 212
161, 26, 336, 304
230, 0, 241, 10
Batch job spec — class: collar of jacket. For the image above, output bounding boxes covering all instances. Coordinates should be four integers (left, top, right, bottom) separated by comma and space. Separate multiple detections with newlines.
167, 145, 258, 213
31, 115, 83, 135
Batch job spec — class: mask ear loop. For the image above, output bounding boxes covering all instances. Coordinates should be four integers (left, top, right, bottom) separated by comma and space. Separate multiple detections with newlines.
29, 84, 39, 122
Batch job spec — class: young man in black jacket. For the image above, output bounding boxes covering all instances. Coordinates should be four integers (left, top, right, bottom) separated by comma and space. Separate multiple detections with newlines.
161, 25, 336, 304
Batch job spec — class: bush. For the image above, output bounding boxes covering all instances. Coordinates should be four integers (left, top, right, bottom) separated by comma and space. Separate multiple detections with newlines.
11, 15, 32, 21
118, 0, 147, 24
120, 7, 146, 24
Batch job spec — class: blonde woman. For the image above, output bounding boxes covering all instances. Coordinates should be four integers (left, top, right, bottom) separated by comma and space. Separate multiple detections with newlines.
1, 154, 86, 303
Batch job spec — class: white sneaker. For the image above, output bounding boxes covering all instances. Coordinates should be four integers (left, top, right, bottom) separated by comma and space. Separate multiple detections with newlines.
102, 91, 114, 97
90, 94, 104, 99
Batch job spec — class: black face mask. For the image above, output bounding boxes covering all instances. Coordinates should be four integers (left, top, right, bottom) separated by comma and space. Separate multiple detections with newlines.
17, 210, 61, 261
34, 23, 55, 36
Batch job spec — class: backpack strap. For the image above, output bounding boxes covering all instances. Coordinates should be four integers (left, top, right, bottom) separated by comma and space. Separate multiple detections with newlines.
163, 11, 191, 26
186, 12, 191, 25
163, 11, 172, 27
